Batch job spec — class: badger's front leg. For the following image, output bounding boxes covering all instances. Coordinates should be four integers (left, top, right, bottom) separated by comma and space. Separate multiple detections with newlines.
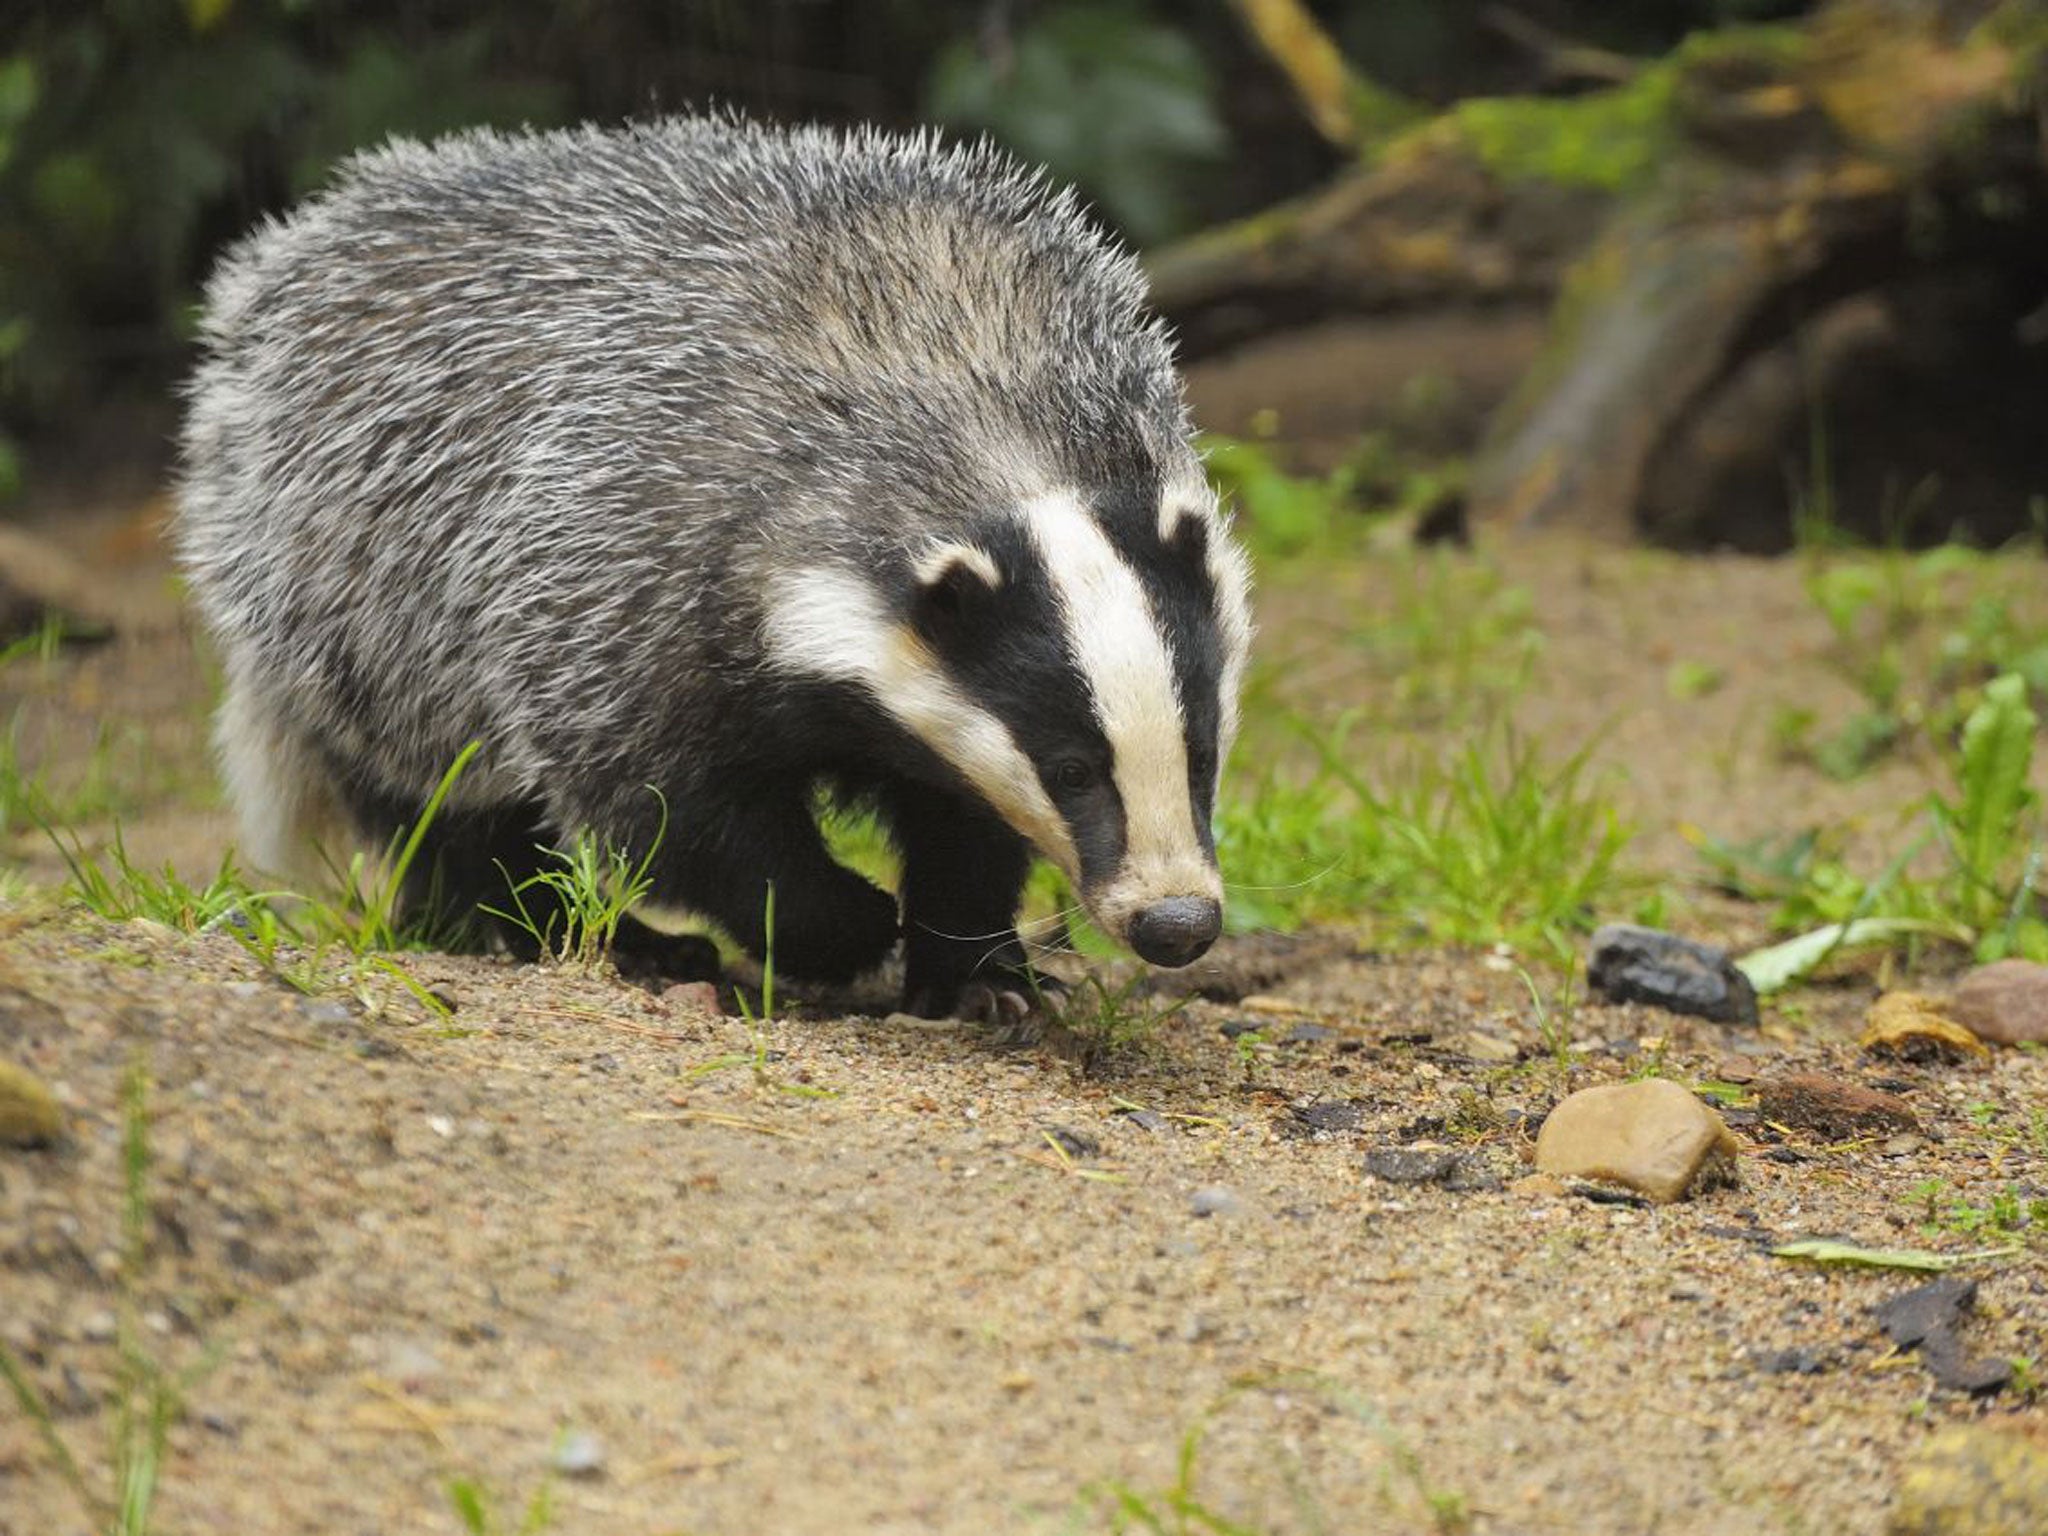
631, 783, 900, 984
881, 784, 1045, 1018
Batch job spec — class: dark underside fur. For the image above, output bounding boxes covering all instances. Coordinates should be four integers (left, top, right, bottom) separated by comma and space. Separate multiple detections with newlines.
335, 692, 1041, 1012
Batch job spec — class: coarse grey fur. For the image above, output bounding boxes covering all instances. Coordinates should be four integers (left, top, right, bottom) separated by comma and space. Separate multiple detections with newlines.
176, 115, 1252, 1011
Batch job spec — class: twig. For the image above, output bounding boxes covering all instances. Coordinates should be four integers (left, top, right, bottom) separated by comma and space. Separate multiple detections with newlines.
1225, 0, 1367, 150
1482, 6, 1640, 86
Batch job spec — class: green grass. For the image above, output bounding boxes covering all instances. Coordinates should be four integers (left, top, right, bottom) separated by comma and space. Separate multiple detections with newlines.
447, 1473, 555, 1535
484, 791, 666, 969
1052, 972, 1190, 1056
1785, 544, 2048, 779
0, 1057, 197, 1535
1705, 671, 2048, 985
1075, 1375, 1470, 1536
1219, 718, 1632, 966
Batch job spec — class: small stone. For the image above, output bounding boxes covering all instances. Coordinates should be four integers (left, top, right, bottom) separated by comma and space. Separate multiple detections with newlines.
1282, 1021, 1334, 1044
1948, 959, 2048, 1046
1290, 1100, 1365, 1136
1444, 1030, 1521, 1064
662, 980, 722, 1017
299, 998, 357, 1028
1188, 1186, 1241, 1219
1759, 1072, 1918, 1139
1888, 1425, 2048, 1535
79, 1309, 117, 1342
1758, 1347, 1827, 1375
1511, 1172, 1568, 1199
1043, 1125, 1100, 1159
1533, 1079, 1740, 1204
0, 1061, 64, 1147
1881, 1133, 1928, 1157
1364, 1146, 1458, 1185
551, 1430, 607, 1478
1113, 1107, 1167, 1134
1861, 992, 1988, 1062
1587, 924, 1760, 1025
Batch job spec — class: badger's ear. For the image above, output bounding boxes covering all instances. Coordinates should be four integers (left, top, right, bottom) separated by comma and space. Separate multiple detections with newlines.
1158, 501, 1211, 563
911, 543, 1002, 636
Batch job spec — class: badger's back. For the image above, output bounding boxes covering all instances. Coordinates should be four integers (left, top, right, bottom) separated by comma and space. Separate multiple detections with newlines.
176, 118, 1189, 806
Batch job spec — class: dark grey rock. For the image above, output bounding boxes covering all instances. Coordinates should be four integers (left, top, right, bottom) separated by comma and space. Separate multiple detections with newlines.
1290, 1100, 1365, 1137
1587, 924, 1760, 1025
1363, 1146, 1501, 1191
1874, 1276, 2012, 1395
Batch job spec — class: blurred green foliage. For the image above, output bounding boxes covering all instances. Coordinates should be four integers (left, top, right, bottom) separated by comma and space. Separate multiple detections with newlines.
0, 0, 1814, 503
925, 2, 1226, 245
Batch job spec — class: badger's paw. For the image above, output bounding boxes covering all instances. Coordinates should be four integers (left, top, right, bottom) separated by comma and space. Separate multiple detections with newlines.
903, 966, 1067, 1037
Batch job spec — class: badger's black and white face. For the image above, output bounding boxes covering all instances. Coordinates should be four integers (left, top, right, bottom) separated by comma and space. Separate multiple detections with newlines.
765, 469, 1253, 967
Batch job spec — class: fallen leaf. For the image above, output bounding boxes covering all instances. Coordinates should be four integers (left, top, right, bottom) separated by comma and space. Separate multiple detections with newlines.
1770, 1238, 2018, 1272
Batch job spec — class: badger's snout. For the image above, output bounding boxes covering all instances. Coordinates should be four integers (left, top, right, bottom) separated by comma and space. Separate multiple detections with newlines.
1127, 896, 1222, 968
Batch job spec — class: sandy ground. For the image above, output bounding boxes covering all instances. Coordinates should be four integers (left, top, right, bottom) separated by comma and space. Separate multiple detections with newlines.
2, 504, 2046, 1535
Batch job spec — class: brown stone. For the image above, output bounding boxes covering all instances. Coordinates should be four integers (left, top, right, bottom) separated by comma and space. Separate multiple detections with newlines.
1862, 992, 1989, 1063
0, 1061, 63, 1147
1758, 1072, 1917, 1140
1948, 959, 2048, 1047
1533, 1079, 1740, 1204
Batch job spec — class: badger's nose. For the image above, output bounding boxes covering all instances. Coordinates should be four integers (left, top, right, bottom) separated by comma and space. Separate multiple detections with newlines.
1128, 897, 1222, 968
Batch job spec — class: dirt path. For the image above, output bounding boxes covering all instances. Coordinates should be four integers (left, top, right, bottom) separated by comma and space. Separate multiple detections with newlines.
3, 523, 2045, 1535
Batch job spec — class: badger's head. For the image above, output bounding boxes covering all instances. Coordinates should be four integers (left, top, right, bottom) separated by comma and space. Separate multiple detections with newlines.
765, 469, 1253, 968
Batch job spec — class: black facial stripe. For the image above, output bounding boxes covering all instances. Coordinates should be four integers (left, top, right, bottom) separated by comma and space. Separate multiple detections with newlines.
915, 519, 1126, 886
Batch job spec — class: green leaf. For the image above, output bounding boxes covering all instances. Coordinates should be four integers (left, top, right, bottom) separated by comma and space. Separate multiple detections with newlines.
1771, 1238, 2019, 1272
1735, 917, 1968, 994
1950, 672, 2037, 894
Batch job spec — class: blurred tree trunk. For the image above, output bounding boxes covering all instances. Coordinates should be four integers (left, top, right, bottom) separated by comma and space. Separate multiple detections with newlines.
1163, 0, 2048, 547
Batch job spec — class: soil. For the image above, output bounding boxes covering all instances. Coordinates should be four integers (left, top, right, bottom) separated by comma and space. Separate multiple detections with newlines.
2, 490, 2046, 1536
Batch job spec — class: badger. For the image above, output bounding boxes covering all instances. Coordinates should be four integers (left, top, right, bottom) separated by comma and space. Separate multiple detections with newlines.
174, 116, 1253, 1017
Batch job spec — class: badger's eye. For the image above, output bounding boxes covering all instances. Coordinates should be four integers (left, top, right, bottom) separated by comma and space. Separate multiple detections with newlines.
1054, 758, 1095, 792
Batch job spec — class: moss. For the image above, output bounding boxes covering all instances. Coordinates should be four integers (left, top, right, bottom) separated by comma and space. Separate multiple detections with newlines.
1389, 24, 1807, 194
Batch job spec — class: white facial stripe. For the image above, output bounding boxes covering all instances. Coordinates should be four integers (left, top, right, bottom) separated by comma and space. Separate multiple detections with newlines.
1209, 519, 1255, 763
762, 567, 1079, 873
1020, 490, 1217, 919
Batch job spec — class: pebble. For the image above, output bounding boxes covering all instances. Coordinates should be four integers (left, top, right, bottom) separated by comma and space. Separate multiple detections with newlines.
1533, 1079, 1740, 1204
1758, 1073, 1918, 1139
299, 998, 358, 1028
0, 1061, 64, 1146
1290, 1100, 1365, 1136
551, 1430, 607, 1478
1947, 959, 2048, 1046
1586, 924, 1760, 1025
1187, 1186, 1242, 1219
1363, 1146, 1500, 1192
663, 980, 723, 1017
1888, 1424, 2048, 1535
1444, 1030, 1521, 1064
